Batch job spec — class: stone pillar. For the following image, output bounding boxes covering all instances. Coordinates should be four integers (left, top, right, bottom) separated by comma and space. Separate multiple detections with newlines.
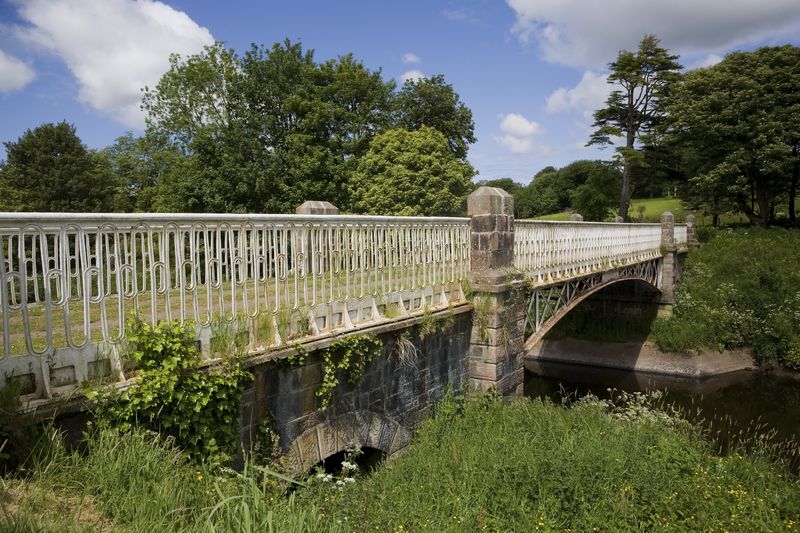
296, 201, 339, 216
686, 214, 700, 248
467, 187, 524, 396
660, 211, 676, 304
295, 201, 339, 276
569, 213, 584, 222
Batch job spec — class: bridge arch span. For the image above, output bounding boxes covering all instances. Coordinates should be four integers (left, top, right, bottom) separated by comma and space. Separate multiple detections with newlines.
523, 262, 662, 353
287, 410, 412, 474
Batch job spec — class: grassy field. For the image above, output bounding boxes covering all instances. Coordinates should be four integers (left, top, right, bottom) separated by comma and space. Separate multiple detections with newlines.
533, 197, 755, 225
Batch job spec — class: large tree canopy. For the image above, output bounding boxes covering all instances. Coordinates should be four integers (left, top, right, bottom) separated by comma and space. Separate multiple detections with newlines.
1, 121, 113, 212
666, 45, 800, 227
394, 75, 476, 160
588, 35, 681, 220
142, 40, 396, 213
139, 41, 476, 214
349, 127, 475, 216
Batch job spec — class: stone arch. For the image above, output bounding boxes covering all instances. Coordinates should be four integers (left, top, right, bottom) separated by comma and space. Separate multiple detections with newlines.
287, 410, 412, 474
523, 276, 661, 352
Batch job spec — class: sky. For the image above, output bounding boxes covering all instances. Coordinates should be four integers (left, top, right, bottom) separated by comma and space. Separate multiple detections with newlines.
1, 0, 799, 185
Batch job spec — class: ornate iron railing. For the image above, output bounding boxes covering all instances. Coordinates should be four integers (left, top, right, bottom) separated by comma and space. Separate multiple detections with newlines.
674, 225, 688, 249
1, 212, 689, 400
0, 213, 470, 397
513, 220, 668, 285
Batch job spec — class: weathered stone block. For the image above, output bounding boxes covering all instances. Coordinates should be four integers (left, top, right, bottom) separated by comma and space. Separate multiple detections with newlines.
296, 430, 320, 468
468, 186, 514, 216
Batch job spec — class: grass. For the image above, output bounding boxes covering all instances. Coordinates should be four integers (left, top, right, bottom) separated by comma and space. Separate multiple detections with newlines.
534, 196, 757, 225
2, 393, 798, 532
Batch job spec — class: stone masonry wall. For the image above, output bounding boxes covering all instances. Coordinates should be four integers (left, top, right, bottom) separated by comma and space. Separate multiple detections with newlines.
239, 310, 471, 472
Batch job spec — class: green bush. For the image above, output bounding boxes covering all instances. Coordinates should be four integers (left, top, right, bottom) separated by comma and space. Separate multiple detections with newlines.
87, 319, 250, 464
653, 228, 800, 368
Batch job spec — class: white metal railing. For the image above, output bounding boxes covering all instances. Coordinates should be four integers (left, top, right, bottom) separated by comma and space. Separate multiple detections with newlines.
674, 225, 688, 249
1, 213, 469, 392
513, 220, 664, 285
2, 211, 690, 399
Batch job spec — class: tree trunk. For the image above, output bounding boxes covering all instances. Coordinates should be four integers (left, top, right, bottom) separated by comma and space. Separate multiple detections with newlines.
712, 212, 719, 227
755, 180, 770, 228
618, 130, 635, 220
790, 145, 798, 225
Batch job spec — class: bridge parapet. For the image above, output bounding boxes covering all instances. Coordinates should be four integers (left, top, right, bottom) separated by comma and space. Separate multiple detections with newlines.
0, 203, 693, 403
0, 211, 469, 400
513, 220, 664, 285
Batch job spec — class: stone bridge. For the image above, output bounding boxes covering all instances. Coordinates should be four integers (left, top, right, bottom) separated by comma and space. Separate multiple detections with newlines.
0, 187, 696, 471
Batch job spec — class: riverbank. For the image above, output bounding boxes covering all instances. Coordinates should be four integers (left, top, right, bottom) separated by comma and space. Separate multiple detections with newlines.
525, 337, 755, 378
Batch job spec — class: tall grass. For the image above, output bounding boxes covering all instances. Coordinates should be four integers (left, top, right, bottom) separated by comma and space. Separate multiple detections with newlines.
3, 394, 799, 531
299, 393, 799, 532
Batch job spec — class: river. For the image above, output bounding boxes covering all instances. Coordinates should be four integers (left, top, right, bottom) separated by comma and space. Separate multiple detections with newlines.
524, 361, 800, 471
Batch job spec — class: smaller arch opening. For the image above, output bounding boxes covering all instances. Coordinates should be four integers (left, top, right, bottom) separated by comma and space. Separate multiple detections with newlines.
313, 446, 386, 476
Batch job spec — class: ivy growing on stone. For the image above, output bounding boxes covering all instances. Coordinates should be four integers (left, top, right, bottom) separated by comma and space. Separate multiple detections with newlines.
317, 335, 383, 409
87, 319, 250, 465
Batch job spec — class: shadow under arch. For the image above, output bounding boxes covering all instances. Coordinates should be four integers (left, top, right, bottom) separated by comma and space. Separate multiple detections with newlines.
287, 410, 412, 474
523, 275, 662, 353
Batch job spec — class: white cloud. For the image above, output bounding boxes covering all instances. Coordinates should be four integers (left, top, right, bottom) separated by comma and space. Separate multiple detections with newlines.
692, 53, 724, 68
507, 0, 800, 68
545, 70, 609, 118
500, 113, 541, 137
14, 0, 214, 128
0, 49, 35, 92
496, 134, 534, 155
402, 52, 421, 64
496, 113, 542, 154
399, 69, 425, 83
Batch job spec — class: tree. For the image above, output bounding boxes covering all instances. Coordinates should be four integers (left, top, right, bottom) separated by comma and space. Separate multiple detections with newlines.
570, 163, 622, 221
1, 121, 113, 212
142, 40, 396, 213
666, 45, 800, 227
588, 35, 681, 220
394, 75, 476, 160
349, 127, 475, 216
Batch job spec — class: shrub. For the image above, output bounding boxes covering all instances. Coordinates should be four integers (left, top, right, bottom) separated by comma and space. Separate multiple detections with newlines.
653, 228, 800, 367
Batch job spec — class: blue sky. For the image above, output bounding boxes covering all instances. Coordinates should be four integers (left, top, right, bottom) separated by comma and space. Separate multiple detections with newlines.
1, 0, 799, 184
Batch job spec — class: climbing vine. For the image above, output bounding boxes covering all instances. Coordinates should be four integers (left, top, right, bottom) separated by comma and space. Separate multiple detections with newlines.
317, 335, 383, 409
87, 319, 250, 465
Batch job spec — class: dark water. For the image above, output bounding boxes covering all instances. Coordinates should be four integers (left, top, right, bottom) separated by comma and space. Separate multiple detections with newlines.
524, 361, 800, 470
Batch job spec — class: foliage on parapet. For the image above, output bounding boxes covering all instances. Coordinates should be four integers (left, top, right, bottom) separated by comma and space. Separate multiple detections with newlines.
652, 228, 800, 368
317, 335, 383, 410
87, 319, 250, 465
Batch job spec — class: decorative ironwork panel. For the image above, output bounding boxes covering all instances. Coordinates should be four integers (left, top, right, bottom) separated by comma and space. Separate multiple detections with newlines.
523, 258, 662, 341
514, 220, 663, 285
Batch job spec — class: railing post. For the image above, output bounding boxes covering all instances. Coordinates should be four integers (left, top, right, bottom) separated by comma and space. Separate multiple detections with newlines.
295, 201, 339, 276
467, 187, 524, 396
660, 211, 676, 304
685, 214, 700, 248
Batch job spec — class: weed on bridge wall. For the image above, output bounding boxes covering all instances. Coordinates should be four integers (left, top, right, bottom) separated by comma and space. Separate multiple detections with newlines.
87, 319, 250, 465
